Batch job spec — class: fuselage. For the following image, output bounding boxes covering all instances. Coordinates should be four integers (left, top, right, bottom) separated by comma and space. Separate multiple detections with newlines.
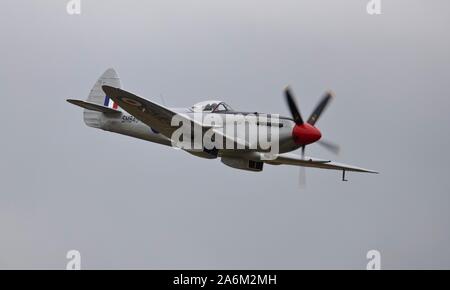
96, 106, 302, 158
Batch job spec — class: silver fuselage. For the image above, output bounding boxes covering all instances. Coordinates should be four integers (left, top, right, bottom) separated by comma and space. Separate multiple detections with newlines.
93, 108, 301, 159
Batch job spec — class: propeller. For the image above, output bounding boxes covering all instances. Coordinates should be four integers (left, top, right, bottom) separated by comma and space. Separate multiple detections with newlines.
285, 87, 304, 125
317, 139, 340, 155
307, 91, 334, 126
299, 145, 306, 187
283, 87, 340, 186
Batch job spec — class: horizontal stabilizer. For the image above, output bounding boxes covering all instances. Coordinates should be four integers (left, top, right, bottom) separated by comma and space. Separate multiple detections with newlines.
67, 99, 121, 114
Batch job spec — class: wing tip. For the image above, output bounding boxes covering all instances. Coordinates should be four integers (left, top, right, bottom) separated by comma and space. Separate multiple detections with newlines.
326, 90, 335, 98
362, 169, 379, 174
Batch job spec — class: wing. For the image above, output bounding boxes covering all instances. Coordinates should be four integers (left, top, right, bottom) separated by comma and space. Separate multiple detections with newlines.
102, 86, 248, 149
266, 153, 378, 173
102, 86, 183, 139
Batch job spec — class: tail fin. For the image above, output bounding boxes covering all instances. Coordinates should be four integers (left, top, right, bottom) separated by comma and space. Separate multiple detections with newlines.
83, 68, 122, 128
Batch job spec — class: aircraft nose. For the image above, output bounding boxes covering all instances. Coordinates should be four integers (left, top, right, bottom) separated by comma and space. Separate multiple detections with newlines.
292, 123, 322, 145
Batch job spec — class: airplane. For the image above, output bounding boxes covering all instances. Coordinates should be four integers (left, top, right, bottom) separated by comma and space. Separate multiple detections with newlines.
67, 68, 377, 181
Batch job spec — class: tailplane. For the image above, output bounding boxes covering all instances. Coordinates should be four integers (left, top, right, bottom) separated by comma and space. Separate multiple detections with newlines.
66, 99, 121, 114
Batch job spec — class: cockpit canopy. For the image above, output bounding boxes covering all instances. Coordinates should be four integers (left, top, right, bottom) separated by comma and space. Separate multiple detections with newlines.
191, 100, 233, 112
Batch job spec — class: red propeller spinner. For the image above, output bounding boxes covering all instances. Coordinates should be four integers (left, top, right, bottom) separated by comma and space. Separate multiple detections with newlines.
292, 123, 321, 145
284, 87, 339, 153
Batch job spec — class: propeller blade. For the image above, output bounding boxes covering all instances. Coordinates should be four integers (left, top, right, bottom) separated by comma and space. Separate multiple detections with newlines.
317, 139, 341, 155
284, 87, 304, 125
307, 91, 334, 126
299, 167, 306, 188
299, 146, 306, 188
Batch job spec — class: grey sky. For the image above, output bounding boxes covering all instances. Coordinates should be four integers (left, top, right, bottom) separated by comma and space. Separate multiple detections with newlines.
0, 0, 449, 269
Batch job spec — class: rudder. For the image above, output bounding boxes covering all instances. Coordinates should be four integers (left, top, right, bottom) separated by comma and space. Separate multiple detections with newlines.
84, 68, 122, 128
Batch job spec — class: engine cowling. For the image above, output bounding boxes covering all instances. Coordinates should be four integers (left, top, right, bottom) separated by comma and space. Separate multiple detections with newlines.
221, 157, 263, 172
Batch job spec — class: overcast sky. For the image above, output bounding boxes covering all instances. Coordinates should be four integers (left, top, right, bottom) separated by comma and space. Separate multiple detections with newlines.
1, 0, 449, 269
